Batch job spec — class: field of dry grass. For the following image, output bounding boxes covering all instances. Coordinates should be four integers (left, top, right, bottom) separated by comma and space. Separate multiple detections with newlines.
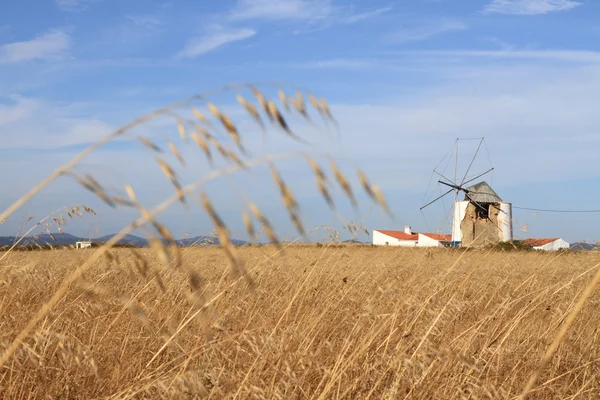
2, 245, 600, 399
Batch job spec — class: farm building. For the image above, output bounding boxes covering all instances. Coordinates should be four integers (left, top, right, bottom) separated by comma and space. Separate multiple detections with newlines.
75, 241, 92, 249
523, 238, 570, 251
373, 227, 452, 248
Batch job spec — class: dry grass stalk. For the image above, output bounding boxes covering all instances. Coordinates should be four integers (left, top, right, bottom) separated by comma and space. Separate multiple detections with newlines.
242, 211, 256, 243
278, 89, 290, 112
0, 84, 402, 391
168, 141, 186, 166
236, 94, 265, 130
269, 164, 304, 235
155, 157, 185, 204
192, 107, 214, 128
248, 202, 280, 248
190, 130, 214, 166
329, 160, 357, 209
207, 103, 246, 155
177, 120, 187, 143
371, 184, 392, 217
250, 86, 271, 121
200, 193, 250, 284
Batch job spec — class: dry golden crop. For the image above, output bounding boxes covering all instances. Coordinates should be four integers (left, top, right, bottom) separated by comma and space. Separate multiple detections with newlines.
2, 245, 600, 399
2, 83, 599, 399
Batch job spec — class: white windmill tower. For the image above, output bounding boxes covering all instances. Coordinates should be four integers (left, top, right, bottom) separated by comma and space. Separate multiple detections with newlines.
420, 138, 513, 247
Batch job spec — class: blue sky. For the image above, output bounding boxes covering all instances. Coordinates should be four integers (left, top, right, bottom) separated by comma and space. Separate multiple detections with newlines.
2, 0, 600, 243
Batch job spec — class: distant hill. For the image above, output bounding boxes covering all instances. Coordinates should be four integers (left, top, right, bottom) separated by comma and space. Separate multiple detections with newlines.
570, 242, 600, 251
0, 232, 248, 248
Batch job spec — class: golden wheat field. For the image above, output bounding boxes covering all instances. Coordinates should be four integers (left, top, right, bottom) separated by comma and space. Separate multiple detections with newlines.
1, 245, 599, 399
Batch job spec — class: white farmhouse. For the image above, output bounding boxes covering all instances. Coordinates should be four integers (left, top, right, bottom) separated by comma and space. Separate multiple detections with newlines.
76, 241, 92, 249
523, 238, 570, 251
373, 227, 452, 248
373, 227, 418, 247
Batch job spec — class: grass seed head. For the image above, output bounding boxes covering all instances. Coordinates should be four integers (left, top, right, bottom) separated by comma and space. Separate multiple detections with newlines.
190, 131, 213, 166
242, 211, 255, 242
237, 94, 265, 129
177, 121, 187, 143
278, 89, 290, 112
329, 161, 356, 208
168, 141, 186, 166
372, 184, 392, 216
357, 170, 376, 201
248, 202, 280, 248
207, 103, 246, 155
192, 107, 213, 128
251, 87, 271, 120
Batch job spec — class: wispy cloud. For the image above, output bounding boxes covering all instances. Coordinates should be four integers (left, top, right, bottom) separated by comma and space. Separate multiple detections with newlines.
177, 28, 256, 58
229, 0, 335, 21
345, 6, 393, 24
290, 58, 377, 70
126, 15, 162, 29
386, 19, 467, 44
55, 0, 94, 11
483, 0, 582, 15
395, 49, 600, 63
0, 30, 70, 64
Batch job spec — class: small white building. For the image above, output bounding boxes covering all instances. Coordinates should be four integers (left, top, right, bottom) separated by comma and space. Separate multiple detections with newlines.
373, 227, 452, 248
523, 238, 570, 251
417, 233, 452, 247
76, 241, 92, 249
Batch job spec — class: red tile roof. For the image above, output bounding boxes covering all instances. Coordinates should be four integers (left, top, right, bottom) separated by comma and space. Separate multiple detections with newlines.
375, 230, 452, 242
523, 238, 559, 247
375, 230, 418, 241
421, 233, 453, 242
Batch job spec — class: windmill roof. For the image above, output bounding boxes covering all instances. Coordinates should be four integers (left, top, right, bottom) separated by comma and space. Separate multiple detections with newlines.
464, 181, 502, 203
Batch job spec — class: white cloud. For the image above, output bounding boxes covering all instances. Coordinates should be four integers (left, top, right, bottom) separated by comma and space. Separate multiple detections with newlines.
386, 19, 467, 44
177, 28, 256, 58
229, 0, 335, 21
0, 95, 38, 126
345, 6, 393, 24
483, 0, 581, 15
0, 96, 114, 149
0, 31, 70, 64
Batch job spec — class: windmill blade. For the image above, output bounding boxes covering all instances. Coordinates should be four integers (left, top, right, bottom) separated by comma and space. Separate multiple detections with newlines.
459, 137, 484, 187
461, 167, 494, 187
420, 188, 454, 211
439, 180, 468, 193
433, 170, 455, 186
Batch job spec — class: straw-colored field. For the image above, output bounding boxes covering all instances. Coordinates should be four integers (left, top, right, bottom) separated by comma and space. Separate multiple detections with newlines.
1, 245, 600, 399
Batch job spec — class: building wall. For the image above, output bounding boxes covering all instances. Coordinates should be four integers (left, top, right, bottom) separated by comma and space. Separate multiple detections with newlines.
498, 202, 513, 242
372, 231, 417, 247
417, 234, 444, 247
453, 201, 513, 246
538, 239, 570, 251
452, 201, 469, 242
460, 202, 502, 247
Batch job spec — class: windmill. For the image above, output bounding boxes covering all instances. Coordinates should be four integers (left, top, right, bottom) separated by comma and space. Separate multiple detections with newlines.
420, 138, 513, 248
